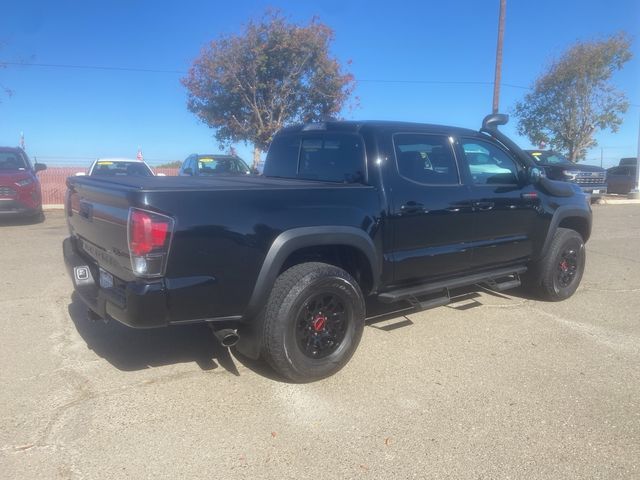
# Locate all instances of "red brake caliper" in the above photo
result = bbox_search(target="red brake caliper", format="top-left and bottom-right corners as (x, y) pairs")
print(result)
(559, 260), (569, 271)
(312, 315), (326, 332)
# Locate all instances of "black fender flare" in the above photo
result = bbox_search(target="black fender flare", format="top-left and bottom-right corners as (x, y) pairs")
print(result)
(244, 226), (380, 319)
(539, 205), (592, 258)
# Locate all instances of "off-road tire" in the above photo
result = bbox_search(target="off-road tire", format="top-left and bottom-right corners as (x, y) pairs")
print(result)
(524, 227), (585, 301)
(261, 262), (365, 383)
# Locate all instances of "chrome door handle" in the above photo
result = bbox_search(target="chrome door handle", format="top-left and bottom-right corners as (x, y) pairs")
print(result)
(400, 202), (426, 214)
(473, 201), (494, 211)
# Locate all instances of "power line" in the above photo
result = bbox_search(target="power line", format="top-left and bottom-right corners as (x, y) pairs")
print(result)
(358, 78), (527, 89)
(3, 60), (529, 89)
(5, 60), (639, 100)
(3, 61), (186, 75)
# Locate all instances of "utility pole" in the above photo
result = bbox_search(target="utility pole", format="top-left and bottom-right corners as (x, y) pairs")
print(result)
(631, 111), (640, 199)
(492, 0), (507, 114)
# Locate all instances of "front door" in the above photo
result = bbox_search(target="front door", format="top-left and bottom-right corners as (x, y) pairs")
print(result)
(458, 137), (538, 269)
(388, 133), (474, 284)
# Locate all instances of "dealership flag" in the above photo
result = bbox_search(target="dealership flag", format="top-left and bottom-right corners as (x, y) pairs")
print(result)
(137, 147), (143, 161)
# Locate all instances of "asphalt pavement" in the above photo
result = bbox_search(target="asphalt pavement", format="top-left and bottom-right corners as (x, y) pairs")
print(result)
(1, 206), (639, 479)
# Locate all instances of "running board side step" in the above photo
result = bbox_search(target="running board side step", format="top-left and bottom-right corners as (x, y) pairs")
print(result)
(377, 266), (527, 304)
(483, 274), (521, 292)
(406, 290), (451, 312)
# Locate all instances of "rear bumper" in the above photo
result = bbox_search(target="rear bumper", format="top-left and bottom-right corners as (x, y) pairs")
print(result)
(63, 236), (170, 328)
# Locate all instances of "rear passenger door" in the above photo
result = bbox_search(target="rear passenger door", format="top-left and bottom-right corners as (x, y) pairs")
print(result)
(388, 133), (474, 284)
(458, 137), (538, 269)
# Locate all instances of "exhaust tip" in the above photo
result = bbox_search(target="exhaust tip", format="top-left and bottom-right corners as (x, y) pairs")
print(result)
(211, 328), (239, 348)
(220, 333), (239, 348)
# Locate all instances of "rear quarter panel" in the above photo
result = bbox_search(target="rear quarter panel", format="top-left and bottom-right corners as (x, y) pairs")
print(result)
(144, 184), (381, 320)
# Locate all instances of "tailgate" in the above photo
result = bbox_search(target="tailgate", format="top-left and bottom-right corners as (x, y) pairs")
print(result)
(66, 178), (136, 281)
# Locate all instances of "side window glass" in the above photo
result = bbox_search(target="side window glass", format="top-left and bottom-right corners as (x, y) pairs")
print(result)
(461, 139), (519, 185)
(393, 134), (459, 185)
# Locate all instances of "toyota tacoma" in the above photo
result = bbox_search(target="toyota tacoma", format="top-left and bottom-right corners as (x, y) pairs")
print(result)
(63, 114), (592, 382)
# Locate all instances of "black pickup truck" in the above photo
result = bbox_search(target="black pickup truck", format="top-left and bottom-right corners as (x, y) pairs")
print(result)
(63, 114), (591, 382)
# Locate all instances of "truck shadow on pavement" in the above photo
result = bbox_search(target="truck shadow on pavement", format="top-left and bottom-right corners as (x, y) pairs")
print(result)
(67, 293), (240, 375)
(68, 285), (526, 381)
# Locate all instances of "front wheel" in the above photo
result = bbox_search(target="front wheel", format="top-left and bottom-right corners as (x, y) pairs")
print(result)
(261, 262), (365, 383)
(524, 227), (586, 301)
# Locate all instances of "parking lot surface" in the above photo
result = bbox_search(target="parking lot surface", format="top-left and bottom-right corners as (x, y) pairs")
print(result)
(1, 206), (639, 479)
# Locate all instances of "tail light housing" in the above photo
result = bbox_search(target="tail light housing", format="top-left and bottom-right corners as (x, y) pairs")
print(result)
(127, 208), (174, 277)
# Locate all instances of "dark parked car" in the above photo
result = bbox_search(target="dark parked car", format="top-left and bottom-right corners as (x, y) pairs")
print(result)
(0, 147), (47, 220)
(63, 114), (591, 382)
(179, 154), (251, 176)
(607, 165), (637, 194)
(525, 150), (607, 198)
(619, 157), (637, 167)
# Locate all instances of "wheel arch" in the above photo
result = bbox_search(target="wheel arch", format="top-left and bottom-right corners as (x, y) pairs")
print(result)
(540, 206), (592, 258)
(245, 226), (379, 319)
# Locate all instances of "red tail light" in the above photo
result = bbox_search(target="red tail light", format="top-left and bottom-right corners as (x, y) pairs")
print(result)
(128, 208), (174, 277)
(130, 209), (170, 255)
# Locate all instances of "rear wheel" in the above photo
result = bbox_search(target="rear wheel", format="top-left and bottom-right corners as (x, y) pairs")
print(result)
(524, 227), (585, 301)
(261, 262), (365, 383)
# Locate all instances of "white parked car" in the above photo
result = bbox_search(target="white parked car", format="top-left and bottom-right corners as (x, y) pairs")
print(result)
(75, 158), (165, 177)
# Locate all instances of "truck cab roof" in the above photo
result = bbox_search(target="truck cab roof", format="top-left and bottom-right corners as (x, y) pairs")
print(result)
(277, 120), (479, 137)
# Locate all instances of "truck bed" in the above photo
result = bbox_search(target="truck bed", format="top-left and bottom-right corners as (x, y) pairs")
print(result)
(69, 174), (369, 192)
(65, 174), (379, 323)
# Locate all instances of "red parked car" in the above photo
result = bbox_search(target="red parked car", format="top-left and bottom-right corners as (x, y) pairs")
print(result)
(0, 147), (47, 220)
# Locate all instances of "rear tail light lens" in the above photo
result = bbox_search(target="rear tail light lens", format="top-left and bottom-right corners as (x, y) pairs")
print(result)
(127, 208), (174, 277)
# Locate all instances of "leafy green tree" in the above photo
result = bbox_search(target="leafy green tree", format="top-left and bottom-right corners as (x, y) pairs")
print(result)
(182, 11), (355, 168)
(514, 33), (632, 161)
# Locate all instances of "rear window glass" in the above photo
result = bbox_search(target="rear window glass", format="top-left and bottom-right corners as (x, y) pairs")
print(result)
(92, 161), (153, 176)
(0, 150), (28, 171)
(263, 135), (300, 178)
(265, 134), (366, 184)
(197, 157), (249, 175)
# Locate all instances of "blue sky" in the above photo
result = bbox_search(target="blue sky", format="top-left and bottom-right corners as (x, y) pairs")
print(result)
(1, 0), (638, 167)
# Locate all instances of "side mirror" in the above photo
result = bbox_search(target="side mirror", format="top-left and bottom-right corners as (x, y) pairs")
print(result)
(528, 166), (544, 184)
(35, 163), (47, 173)
(183, 167), (193, 175)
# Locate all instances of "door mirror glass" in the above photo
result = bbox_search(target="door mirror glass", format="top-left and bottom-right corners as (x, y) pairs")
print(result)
(528, 166), (543, 184)
(34, 163), (47, 173)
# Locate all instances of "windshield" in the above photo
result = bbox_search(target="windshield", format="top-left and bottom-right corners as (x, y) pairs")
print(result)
(0, 150), (29, 171)
(91, 160), (153, 176)
(527, 151), (572, 166)
(197, 156), (250, 175)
